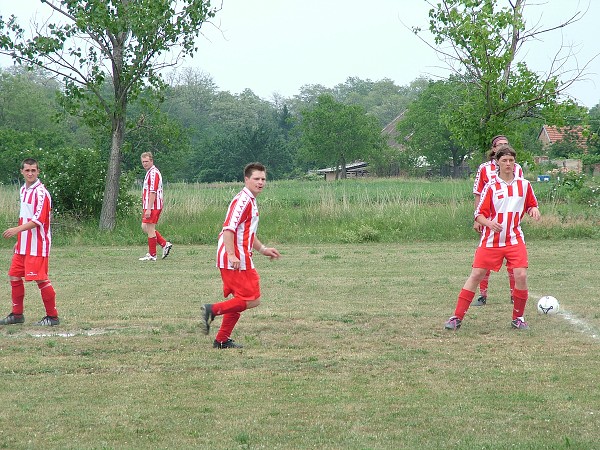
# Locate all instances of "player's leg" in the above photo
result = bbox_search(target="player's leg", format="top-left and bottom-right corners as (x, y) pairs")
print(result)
(1, 255), (26, 325)
(201, 269), (260, 347)
(36, 278), (59, 326)
(473, 270), (491, 306)
(506, 244), (529, 330)
(155, 230), (173, 259)
(446, 247), (502, 330)
(507, 266), (515, 303)
(140, 222), (157, 260)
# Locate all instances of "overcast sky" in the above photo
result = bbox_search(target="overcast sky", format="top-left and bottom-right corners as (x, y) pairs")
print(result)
(3, 0), (599, 108)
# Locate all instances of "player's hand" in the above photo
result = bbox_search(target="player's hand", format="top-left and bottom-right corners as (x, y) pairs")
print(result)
(472, 221), (483, 233)
(263, 247), (281, 260)
(528, 207), (541, 221)
(228, 254), (241, 270)
(2, 227), (18, 239)
(487, 220), (503, 233)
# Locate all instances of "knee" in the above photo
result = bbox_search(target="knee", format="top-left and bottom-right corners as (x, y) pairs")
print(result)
(246, 298), (261, 309)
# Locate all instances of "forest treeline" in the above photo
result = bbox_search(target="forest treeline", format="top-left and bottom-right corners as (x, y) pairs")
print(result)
(1, 65), (600, 190)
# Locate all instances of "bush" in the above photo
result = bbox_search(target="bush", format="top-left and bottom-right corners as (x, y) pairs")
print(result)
(548, 171), (600, 207)
(35, 147), (136, 220)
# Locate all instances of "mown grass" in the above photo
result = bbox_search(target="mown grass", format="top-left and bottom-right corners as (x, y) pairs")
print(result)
(0, 240), (598, 449)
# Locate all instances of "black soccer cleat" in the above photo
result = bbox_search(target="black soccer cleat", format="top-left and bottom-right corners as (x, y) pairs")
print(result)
(213, 339), (243, 349)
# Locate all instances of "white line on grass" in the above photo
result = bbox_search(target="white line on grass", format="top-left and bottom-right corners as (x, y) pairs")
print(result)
(531, 292), (600, 341)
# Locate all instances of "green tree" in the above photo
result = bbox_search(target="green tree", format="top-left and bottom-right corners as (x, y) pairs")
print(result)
(299, 94), (385, 179)
(416, 0), (590, 155)
(396, 79), (471, 177)
(1, 0), (218, 230)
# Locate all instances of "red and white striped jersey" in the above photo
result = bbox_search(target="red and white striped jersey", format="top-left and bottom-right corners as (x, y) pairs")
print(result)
(142, 165), (163, 210)
(216, 187), (259, 270)
(475, 177), (538, 248)
(473, 160), (524, 195)
(15, 180), (52, 257)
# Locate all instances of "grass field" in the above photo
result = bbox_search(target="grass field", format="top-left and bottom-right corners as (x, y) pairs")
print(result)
(0, 240), (598, 449)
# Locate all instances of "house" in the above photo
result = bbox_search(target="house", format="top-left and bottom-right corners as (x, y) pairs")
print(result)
(537, 125), (589, 174)
(381, 111), (406, 149)
(316, 161), (368, 181)
(538, 125), (588, 149)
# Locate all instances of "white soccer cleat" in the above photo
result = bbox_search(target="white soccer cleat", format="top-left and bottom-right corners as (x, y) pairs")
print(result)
(162, 242), (173, 259)
(139, 253), (157, 261)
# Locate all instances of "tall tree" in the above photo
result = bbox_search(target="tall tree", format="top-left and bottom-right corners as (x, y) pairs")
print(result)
(0, 0), (218, 229)
(396, 79), (472, 177)
(299, 94), (384, 179)
(414, 0), (590, 154)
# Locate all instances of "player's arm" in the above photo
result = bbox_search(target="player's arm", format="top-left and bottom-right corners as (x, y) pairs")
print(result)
(144, 191), (157, 218)
(253, 238), (281, 260)
(474, 186), (502, 232)
(2, 220), (37, 239)
(472, 193), (483, 232)
(223, 230), (241, 269)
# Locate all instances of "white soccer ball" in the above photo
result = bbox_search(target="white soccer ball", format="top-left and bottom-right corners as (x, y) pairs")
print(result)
(537, 296), (560, 315)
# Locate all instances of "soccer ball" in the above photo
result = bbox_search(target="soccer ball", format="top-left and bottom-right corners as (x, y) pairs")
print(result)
(537, 296), (560, 315)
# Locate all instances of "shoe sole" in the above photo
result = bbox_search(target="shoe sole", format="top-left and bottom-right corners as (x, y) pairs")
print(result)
(162, 244), (172, 259)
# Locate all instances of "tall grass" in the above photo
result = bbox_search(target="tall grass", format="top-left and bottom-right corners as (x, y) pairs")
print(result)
(0, 177), (598, 249)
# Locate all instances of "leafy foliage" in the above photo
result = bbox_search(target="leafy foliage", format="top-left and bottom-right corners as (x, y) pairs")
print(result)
(0, 0), (219, 230)
(419, 0), (589, 156)
(35, 147), (136, 220)
(299, 94), (385, 178)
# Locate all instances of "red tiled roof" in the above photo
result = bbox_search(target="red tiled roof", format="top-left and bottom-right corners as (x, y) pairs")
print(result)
(539, 125), (587, 147)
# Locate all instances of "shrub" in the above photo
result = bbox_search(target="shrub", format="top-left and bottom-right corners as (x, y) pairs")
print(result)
(35, 147), (136, 220)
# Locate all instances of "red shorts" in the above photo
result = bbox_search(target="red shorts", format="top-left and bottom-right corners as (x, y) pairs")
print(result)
(8, 254), (50, 281)
(142, 209), (162, 224)
(220, 268), (261, 301)
(473, 243), (528, 272)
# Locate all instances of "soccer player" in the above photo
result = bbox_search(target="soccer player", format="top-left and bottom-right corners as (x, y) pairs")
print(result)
(1, 158), (60, 326)
(471, 135), (524, 306)
(139, 152), (173, 261)
(200, 162), (281, 349)
(445, 145), (540, 331)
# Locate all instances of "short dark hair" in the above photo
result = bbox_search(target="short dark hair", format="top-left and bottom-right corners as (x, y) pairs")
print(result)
(244, 162), (266, 178)
(21, 158), (39, 169)
(494, 144), (516, 160)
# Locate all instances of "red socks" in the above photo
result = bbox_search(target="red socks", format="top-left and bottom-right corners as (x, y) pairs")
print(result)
(155, 231), (167, 248)
(147, 236), (157, 257)
(508, 267), (515, 297)
(479, 271), (490, 297)
(212, 297), (248, 343)
(38, 281), (58, 317)
(454, 289), (475, 319)
(215, 312), (241, 343)
(10, 280), (25, 314)
(512, 288), (528, 319)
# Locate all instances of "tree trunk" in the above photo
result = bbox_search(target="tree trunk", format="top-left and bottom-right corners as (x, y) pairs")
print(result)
(99, 116), (125, 230)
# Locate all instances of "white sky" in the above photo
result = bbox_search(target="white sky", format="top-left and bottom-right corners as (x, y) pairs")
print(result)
(2, 0), (600, 108)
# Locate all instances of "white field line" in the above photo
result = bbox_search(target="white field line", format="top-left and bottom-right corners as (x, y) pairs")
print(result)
(26, 329), (110, 338)
(531, 292), (600, 341)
